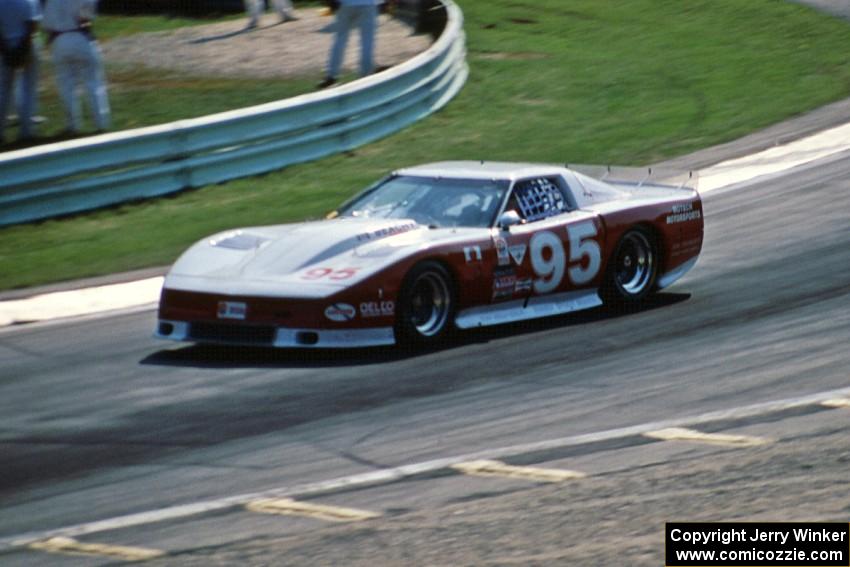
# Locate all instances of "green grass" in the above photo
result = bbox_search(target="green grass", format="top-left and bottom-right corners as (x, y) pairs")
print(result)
(3, 0), (850, 290)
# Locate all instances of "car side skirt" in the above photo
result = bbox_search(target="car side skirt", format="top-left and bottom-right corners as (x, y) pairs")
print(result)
(155, 320), (395, 348)
(455, 289), (603, 329)
(656, 257), (698, 290)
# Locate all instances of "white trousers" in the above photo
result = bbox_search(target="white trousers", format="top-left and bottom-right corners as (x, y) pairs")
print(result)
(328, 4), (378, 79)
(0, 53), (38, 141)
(51, 31), (110, 132)
(244, 0), (294, 26)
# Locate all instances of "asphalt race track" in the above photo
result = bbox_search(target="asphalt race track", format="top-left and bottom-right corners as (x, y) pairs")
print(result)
(1, 150), (849, 565)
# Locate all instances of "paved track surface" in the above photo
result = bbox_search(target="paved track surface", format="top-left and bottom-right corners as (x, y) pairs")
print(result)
(1, 147), (849, 564)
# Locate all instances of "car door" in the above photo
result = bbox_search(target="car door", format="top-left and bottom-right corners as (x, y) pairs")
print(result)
(490, 176), (604, 303)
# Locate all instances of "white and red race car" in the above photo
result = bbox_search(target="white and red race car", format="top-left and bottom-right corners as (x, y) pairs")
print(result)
(155, 161), (703, 348)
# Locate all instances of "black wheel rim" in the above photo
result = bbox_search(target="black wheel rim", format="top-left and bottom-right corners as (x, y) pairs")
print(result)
(408, 271), (451, 337)
(615, 232), (654, 296)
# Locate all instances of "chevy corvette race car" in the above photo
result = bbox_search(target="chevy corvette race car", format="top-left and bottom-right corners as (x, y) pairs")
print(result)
(155, 161), (703, 348)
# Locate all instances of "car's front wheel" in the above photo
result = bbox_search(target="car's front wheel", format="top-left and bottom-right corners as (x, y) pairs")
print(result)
(602, 227), (658, 307)
(395, 261), (455, 347)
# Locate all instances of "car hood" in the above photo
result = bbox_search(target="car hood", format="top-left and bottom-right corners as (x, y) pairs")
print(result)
(164, 218), (475, 298)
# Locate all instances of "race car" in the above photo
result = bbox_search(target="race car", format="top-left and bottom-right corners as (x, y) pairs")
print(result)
(155, 161), (703, 348)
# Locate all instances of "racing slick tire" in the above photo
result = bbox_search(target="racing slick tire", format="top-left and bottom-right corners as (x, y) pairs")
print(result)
(395, 261), (456, 347)
(601, 227), (658, 308)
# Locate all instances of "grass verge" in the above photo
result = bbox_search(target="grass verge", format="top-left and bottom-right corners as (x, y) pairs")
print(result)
(2, 0), (850, 290)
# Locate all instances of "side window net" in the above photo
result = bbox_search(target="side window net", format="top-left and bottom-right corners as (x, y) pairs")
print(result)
(514, 178), (568, 222)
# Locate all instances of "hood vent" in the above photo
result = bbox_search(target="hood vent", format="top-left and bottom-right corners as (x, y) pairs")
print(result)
(210, 231), (270, 251)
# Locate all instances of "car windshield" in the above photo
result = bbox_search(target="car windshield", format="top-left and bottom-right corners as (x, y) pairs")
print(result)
(339, 175), (509, 228)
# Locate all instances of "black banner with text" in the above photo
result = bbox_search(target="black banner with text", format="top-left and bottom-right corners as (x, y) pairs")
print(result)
(666, 522), (849, 566)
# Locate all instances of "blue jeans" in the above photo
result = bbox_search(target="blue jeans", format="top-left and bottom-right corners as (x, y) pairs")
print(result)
(327, 4), (378, 79)
(0, 53), (38, 142)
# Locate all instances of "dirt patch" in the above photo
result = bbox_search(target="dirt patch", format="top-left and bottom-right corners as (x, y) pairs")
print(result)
(101, 8), (432, 80)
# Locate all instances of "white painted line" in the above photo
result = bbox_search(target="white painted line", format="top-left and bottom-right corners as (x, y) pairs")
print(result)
(821, 398), (850, 408)
(452, 459), (585, 482)
(0, 277), (162, 326)
(246, 498), (380, 522)
(643, 427), (769, 447)
(29, 536), (165, 561)
(2, 385), (848, 553)
(699, 122), (850, 192)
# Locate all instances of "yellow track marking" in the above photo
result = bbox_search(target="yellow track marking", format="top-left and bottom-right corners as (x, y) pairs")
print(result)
(28, 537), (164, 561)
(643, 427), (769, 447)
(821, 398), (850, 408)
(245, 498), (380, 522)
(451, 459), (586, 483)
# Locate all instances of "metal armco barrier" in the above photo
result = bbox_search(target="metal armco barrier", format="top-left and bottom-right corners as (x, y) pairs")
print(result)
(0, 0), (467, 227)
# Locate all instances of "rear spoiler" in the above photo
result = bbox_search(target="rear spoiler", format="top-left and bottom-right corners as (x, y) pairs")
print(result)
(566, 164), (699, 192)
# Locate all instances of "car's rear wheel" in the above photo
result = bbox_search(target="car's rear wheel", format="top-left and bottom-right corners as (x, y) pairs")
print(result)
(602, 227), (658, 307)
(395, 261), (455, 347)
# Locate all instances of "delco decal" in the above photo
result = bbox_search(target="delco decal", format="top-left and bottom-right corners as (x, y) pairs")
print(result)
(217, 301), (247, 320)
(324, 303), (356, 322)
(356, 223), (418, 242)
(360, 301), (395, 317)
(667, 203), (701, 224)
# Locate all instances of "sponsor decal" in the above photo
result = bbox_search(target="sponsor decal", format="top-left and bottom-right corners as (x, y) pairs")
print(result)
(492, 266), (516, 301)
(509, 244), (527, 266)
(514, 278), (533, 294)
(463, 245), (483, 263)
(217, 301), (247, 320)
(324, 303), (356, 322)
(356, 223), (418, 242)
(495, 237), (510, 266)
(360, 301), (395, 318)
(666, 203), (702, 224)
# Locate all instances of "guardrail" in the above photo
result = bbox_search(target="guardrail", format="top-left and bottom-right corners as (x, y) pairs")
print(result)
(0, 0), (467, 227)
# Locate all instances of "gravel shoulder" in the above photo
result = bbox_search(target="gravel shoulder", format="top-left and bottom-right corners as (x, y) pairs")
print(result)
(140, 414), (850, 566)
(101, 8), (432, 80)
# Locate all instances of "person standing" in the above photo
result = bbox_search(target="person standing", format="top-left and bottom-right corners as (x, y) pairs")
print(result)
(43, 0), (110, 134)
(0, 0), (41, 143)
(318, 0), (383, 89)
(244, 0), (298, 29)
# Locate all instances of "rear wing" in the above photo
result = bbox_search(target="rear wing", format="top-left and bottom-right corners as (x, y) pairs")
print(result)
(567, 164), (699, 192)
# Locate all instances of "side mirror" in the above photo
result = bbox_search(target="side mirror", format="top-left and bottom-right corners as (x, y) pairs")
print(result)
(498, 209), (522, 231)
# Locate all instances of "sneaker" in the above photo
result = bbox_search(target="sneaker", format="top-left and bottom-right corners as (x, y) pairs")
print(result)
(317, 77), (337, 89)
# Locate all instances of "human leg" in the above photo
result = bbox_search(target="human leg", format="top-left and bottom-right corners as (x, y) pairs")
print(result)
(0, 64), (13, 142)
(244, 0), (262, 27)
(52, 45), (81, 132)
(272, 0), (296, 20)
(357, 4), (378, 76)
(327, 5), (356, 80)
(82, 42), (110, 131)
(17, 53), (38, 139)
